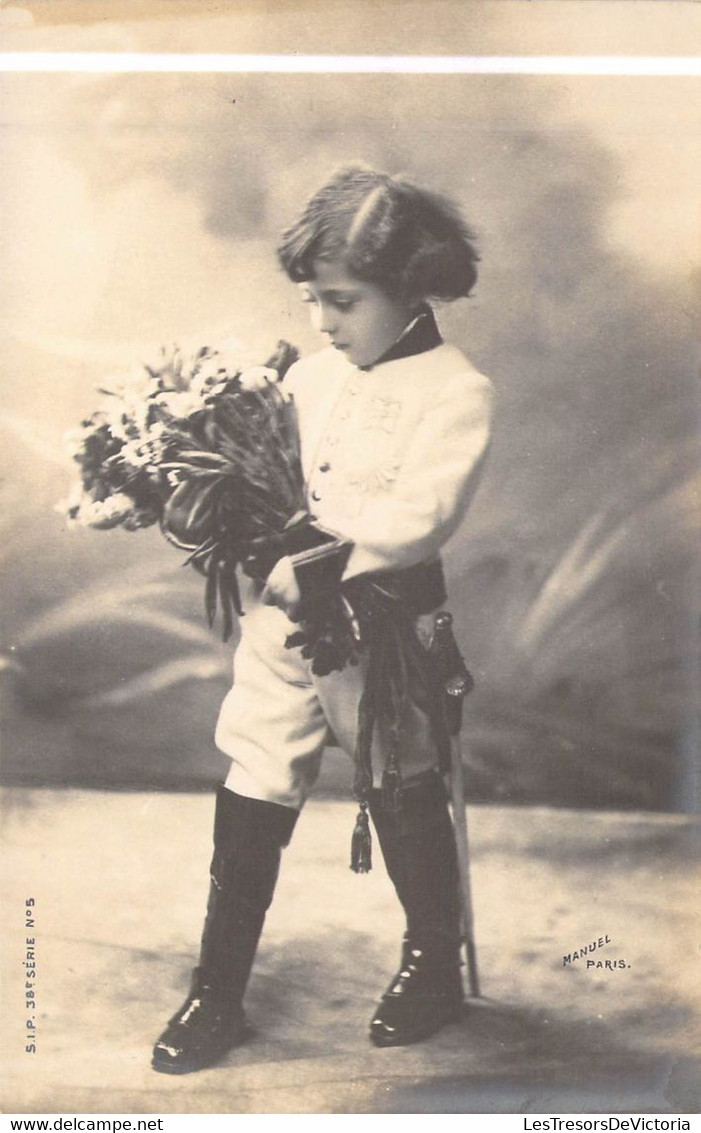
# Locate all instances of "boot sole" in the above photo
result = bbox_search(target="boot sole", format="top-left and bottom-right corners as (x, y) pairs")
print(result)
(369, 1002), (464, 1048)
(151, 1020), (252, 1074)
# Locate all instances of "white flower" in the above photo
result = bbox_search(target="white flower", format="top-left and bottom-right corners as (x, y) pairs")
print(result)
(101, 388), (150, 442)
(239, 366), (278, 391)
(55, 481), (85, 519)
(64, 428), (87, 459)
(121, 421), (169, 471)
(105, 364), (154, 402)
(191, 352), (232, 393)
(63, 491), (136, 530)
(121, 439), (151, 470)
(154, 389), (206, 420)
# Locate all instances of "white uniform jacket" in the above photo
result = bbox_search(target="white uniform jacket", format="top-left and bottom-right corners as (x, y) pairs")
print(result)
(217, 327), (493, 808)
(285, 340), (494, 587)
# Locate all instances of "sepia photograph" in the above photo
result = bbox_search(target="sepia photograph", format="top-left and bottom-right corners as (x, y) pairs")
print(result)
(1, 0), (699, 1118)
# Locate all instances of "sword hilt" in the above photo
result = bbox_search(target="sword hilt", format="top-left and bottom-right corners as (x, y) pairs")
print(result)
(428, 611), (474, 734)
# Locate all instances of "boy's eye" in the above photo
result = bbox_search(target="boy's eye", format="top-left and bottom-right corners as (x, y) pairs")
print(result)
(299, 290), (357, 311)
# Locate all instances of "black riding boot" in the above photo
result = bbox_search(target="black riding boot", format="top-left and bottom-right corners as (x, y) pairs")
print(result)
(152, 785), (298, 1074)
(367, 770), (464, 1047)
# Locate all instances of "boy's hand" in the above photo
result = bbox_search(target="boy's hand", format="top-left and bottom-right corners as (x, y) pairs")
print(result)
(261, 555), (302, 621)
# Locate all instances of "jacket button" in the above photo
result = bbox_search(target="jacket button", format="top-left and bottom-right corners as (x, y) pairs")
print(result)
(319, 462), (331, 473)
(311, 490), (322, 502)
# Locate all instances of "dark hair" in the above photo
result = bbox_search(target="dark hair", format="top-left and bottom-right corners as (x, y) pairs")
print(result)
(277, 164), (479, 302)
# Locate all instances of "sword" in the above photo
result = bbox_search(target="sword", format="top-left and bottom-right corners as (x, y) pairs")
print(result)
(429, 611), (481, 999)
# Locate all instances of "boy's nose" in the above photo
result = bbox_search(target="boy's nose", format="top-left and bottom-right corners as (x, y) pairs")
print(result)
(317, 305), (338, 335)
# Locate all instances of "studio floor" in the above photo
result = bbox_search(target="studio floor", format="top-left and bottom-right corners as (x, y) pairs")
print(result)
(1, 790), (699, 1115)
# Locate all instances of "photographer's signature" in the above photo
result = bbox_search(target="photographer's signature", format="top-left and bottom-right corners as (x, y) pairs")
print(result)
(562, 934), (631, 970)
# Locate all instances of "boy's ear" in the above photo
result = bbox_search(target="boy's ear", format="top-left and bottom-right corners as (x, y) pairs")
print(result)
(404, 284), (428, 311)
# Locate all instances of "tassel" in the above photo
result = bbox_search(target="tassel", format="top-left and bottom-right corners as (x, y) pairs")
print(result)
(350, 801), (372, 874)
(381, 751), (402, 813)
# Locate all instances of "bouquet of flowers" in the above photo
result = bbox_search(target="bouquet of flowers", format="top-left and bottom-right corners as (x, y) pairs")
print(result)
(63, 339), (332, 643)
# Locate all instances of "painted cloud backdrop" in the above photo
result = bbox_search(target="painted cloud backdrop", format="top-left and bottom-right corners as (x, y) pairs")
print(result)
(0, 43), (698, 808)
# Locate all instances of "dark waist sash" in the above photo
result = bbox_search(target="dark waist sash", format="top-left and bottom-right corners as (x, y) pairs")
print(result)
(359, 558), (447, 616)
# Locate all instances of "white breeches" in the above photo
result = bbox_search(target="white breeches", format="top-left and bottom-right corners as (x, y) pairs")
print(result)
(216, 593), (438, 810)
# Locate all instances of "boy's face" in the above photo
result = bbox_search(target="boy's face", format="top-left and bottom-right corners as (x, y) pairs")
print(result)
(299, 260), (414, 369)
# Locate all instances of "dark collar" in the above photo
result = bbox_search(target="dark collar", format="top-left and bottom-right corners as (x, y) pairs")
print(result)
(357, 304), (443, 371)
